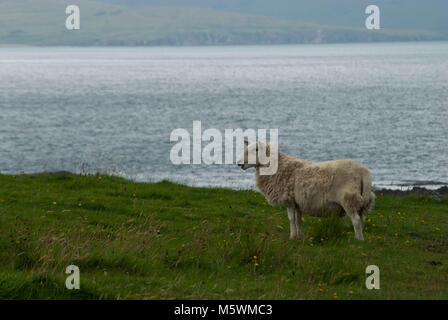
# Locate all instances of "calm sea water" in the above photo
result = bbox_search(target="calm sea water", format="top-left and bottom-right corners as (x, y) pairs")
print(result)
(0, 42), (447, 189)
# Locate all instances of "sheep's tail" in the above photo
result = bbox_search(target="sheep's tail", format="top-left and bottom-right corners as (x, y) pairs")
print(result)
(361, 172), (376, 213)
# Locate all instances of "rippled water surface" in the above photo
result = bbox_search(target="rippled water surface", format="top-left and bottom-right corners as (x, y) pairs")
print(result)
(1, 42), (447, 189)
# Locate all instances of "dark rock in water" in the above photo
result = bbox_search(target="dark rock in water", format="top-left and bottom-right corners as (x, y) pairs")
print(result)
(375, 186), (448, 198)
(438, 186), (448, 196)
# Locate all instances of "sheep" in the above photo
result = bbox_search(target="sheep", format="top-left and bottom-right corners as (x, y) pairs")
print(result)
(236, 141), (375, 240)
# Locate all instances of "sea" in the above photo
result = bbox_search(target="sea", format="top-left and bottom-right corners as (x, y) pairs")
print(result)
(1, 42), (447, 190)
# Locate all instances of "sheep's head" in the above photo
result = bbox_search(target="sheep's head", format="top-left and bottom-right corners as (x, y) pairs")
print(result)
(237, 140), (278, 175)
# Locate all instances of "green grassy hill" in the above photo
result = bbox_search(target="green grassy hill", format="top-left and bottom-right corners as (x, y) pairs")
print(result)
(0, 0), (445, 46)
(0, 173), (447, 299)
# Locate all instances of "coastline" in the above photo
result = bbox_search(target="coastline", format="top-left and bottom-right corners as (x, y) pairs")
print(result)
(374, 186), (448, 199)
(29, 171), (448, 199)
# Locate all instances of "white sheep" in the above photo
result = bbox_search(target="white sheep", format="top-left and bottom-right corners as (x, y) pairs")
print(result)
(237, 141), (375, 240)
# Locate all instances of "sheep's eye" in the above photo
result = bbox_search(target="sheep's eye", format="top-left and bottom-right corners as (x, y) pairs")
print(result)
(256, 148), (258, 152)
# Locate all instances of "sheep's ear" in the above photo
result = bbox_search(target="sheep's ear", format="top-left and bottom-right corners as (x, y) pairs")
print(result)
(244, 140), (249, 146)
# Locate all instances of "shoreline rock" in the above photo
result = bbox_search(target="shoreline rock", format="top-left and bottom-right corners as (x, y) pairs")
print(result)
(374, 186), (448, 199)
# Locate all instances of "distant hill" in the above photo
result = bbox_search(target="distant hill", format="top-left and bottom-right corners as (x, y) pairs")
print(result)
(102, 0), (448, 35)
(0, 0), (446, 46)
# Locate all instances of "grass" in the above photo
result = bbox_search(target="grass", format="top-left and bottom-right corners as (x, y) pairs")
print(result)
(0, 173), (447, 299)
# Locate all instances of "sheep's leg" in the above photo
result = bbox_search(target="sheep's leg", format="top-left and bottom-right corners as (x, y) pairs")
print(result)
(294, 208), (304, 238)
(359, 211), (366, 225)
(287, 207), (298, 239)
(348, 212), (364, 241)
(342, 193), (365, 241)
